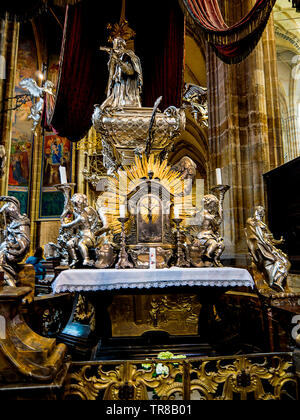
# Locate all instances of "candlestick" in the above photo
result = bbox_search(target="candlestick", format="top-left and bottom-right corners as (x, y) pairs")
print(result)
(173, 218), (190, 268)
(59, 166), (68, 184)
(115, 217), (133, 269)
(216, 168), (222, 185)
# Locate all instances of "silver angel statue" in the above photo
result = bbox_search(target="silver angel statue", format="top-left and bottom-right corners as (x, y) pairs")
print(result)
(0, 196), (30, 286)
(245, 206), (291, 293)
(44, 184), (74, 265)
(61, 193), (102, 268)
(192, 195), (224, 267)
(183, 82), (208, 127)
(100, 36), (143, 109)
(189, 186), (229, 267)
(19, 78), (54, 134)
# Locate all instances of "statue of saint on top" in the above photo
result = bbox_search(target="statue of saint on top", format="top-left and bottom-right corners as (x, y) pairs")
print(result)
(100, 36), (143, 109)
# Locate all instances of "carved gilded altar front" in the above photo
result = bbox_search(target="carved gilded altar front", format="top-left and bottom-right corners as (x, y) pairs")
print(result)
(108, 294), (201, 337)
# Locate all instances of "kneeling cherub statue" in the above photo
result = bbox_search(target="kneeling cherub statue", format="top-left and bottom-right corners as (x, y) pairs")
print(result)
(61, 193), (102, 268)
(188, 191), (227, 267)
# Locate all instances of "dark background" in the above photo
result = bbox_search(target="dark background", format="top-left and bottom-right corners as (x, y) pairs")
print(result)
(264, 156), (300, 273)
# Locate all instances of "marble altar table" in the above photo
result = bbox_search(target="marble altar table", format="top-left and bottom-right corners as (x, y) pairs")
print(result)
(52, 268), (254, 360)
(52, 267), (254, 294)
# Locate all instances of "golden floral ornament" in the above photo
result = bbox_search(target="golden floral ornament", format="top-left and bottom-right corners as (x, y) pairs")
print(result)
(107, 17), (136, 43)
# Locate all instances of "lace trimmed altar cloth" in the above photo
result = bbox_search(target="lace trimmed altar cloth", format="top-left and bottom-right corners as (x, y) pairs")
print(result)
(52, 267), (254, 294)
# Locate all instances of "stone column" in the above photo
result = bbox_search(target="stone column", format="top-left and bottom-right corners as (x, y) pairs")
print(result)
(207, 3), (284, 265)
(0, 17), (19, 196)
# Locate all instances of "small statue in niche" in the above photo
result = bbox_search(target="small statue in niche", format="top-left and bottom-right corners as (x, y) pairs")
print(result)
(0, 196), (30, 286)
(61, 193), (102, 268)
(100, 36), (143, 109)
(245, 206), (291, 293)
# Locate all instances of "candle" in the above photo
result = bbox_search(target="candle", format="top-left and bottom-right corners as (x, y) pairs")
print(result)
(174, 206), (180, 219)
(119, 204), (126, 218)
(59, 166), (68, 184)
(216, 168), (222, 185)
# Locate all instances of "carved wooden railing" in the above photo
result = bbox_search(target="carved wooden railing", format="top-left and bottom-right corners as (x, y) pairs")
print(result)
(63, 353), (298, 401)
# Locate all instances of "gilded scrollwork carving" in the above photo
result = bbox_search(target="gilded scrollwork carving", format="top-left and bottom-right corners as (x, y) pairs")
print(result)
(191, 355), (297, 400)
(73, 294), (96, 333)
(63, 354), (297, 401)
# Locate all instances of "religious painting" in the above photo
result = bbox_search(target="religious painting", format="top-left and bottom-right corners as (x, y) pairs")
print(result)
(39, 132), (73, 219)
(8, 137), (32, 187)
(137, 195), (163, 243)
(9, 31), (37, 188)
(108, 294), (201, 337)
(8, 25), (37, 214)
(42, 133), (71, 187)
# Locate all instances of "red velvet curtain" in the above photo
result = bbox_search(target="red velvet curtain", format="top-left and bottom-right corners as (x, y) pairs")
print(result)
(128, 0), (185, 111)
(47, 0), (184, 141)
(180, 0), (276, 63)
(48, 1), (122, 141)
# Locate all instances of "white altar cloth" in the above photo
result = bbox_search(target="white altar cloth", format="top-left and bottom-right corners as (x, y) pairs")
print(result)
(52, 267), (254, 294)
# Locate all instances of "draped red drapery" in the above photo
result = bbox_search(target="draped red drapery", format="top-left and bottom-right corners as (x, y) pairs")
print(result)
(180, 0), (276, 63)
(128, 0), (184, 112)
(47, 0), (185, 142)
(47, 1), (120, 141)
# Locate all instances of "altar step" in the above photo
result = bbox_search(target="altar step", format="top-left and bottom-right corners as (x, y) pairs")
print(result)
(90, 331), (262, 361)
(92, 334), (213, 361)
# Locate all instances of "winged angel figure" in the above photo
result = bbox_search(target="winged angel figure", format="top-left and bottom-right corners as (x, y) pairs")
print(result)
(19, 78), (54, 134)
(183, 83), (208, 127)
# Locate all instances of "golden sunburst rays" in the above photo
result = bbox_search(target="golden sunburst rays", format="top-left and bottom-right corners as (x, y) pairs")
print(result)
(98, 154), (194, 234)
(124, 154), (183, 195)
